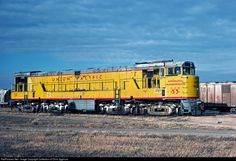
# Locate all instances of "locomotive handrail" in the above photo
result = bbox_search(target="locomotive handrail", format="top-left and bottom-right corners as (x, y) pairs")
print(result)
(135, 59), (174, 64)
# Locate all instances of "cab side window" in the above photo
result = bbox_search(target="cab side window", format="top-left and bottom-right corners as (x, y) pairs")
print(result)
(183, 67), (190, 75)
(175, 67), (181, 75)
(168, 68), (173, 75)
(191, 68), (195, 75)
(160, 68), (164, 76)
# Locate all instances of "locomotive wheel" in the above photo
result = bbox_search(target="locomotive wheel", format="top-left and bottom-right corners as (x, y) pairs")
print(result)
(230, 108), (236, 114)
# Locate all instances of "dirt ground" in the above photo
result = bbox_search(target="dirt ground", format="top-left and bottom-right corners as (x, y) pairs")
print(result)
(0, 107), (236, 157)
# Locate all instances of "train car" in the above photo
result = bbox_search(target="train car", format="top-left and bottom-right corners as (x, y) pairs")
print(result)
(10, 59), (202, 115)
(200, 82), (236, 113)
(0, 89), (11, 108)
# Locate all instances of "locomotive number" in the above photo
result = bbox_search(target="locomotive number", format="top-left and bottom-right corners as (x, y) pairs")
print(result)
(171, 88), (179, 94)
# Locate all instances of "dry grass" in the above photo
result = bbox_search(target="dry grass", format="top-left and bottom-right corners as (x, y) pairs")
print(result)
(0, 131), (236, 157)
(1, 108), (236, 157)
(1, 112), (235, 131)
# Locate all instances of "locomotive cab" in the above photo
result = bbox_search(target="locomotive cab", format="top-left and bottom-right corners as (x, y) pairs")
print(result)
(165, 61), (195, 76)
(180, 61), (199, 98)
(139, 60), (199, 98)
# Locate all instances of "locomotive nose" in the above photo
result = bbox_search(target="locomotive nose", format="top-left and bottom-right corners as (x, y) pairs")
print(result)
(186, 76), (200, 98)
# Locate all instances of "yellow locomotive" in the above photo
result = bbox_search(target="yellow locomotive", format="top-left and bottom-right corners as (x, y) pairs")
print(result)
(11, 59), (202, 115)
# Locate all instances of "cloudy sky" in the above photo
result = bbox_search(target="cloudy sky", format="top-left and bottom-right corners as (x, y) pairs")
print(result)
(1, 0), (236, 88)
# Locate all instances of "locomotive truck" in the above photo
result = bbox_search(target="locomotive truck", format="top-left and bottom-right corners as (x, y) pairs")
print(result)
(10, 59), (203, 115)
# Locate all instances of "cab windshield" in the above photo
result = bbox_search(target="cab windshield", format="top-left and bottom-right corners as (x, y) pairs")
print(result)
(182, 62), (195, 75)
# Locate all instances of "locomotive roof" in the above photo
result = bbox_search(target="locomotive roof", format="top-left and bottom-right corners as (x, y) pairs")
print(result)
(14, 60), (195, 77)
(134, 60), (194, 68)
(200, 81), (236, 84)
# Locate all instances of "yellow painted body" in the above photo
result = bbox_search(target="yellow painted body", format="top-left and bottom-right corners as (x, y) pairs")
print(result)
(11, 68), (199, 101)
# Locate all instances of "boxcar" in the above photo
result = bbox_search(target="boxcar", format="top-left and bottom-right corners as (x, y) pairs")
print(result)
(200, 82), (236, 112)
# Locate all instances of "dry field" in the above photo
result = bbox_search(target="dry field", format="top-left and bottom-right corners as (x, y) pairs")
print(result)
(0, 107), (236, 157)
